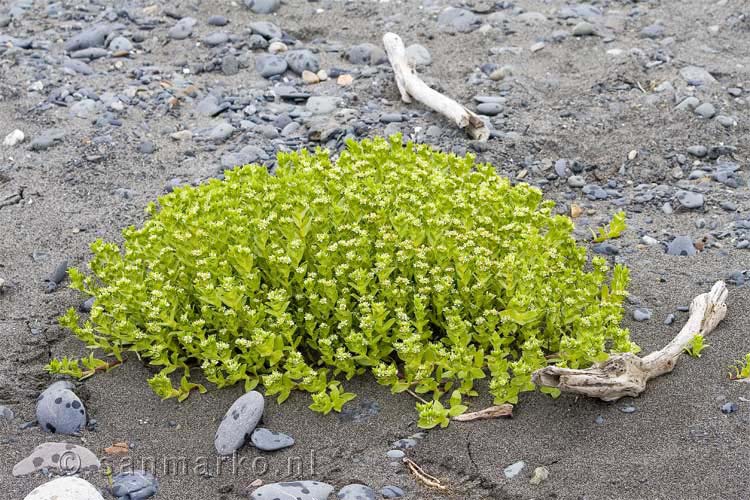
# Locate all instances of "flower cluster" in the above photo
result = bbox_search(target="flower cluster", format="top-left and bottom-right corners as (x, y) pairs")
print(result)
(52, 135), (636, 426)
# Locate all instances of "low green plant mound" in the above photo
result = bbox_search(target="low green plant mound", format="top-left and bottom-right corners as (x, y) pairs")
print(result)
(54, 135), (637, 427)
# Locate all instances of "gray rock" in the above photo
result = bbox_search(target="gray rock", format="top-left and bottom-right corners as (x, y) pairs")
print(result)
(111, 470), (158, 500)
(675, 97), (700, 112)
(676, 190), (704, 209)
(716, 115), (735, 128)
(380, 113), (404, 123)
(338, 484), (376, 500)
(380, 486), (405, 498)
(250, 481), (333, 500)
(36, 385), (86, 435)
(285, 49), (320, 75)
(694, 102), (716, 119)
(504, 461), (526, 479)
(438, 7), (480, 33)
(249, 34), (269, 49)
(632, 308), (652, 322)
(572, 21), (595, 36)
(386, 449), (405, 459)
(250, 428), (295, 451)
(64, 24), (113, 51)
(70, 99), (98, 119)
(567, 175), (585, 188)
(592, 242), (618, 256)
(405, 44), (431, 66)
(256, 55), (287, 78)
(244, 0), (280, 14)
(721, 402), (737, 414)
(208, 122), (235, 143)
(621, 406), (636, 413)
(71, 47), (108, 60)
(13, 442), (100, 476)
(34, 125), (67, 155)
(0, 405), (14, 420)
(392, 438), (417, 449)
(664, 313), (675, 325)
(22, 477), (104, 500)
(168, 17), (197, 40)
(81, 297), (95, 312)
(680, 66), (716, 86)
(208, 15), (228, 26)
(195, 95), (223, 116)
(63, 59), (94, 75)
(306, 96), (339, 115)
(250, 21), (282, 40)
(109, 36), (132, 52)
(221, 145), (267, 168)
(214, 391), (264, 455)
(202, 32), (228, 47)
(686, 145), (707, 157)
(517, 12), (548, 25)
(666, 236), (697, 256)
(346, 43), (387, 65)
(222, 55), (239, 76)
(477, 102), (503, 116)
(640, 24), (665, 38)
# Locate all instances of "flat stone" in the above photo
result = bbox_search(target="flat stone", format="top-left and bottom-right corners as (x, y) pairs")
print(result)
(221, 145), (267, 168)
(256, 54), (287, 78)
(338, 484), (376, 500)
(214, 391), (264, 455)
(438, 7), (480, 33)
(69, 99), (98, 119)
(306, 96), (339, 115)
(244, 0), (280, 14)
(694, 102), (716, 119)
(285, 49), (320, 75)
(168, 17), (196, 40)
(405, 44), (431, 66)
(632, 308), (652, 322)
(208, 15), (228, 26)
(477, 102), (503, 116)
(208, 122), (235, 143)
(680, 66), (716, 86)
(13, 442), (100, 476)
(666, 236), (697, 256)
(676, 190), (704, 209)
(250, 481), (333, 500)
(23, 477), (103, 500)
(250, 428), (295, 451)
(686, 145), (707, 157)
(36, 384), (86, 435)
(202, 32), (228, 46)
(250, 21), (282, 40)
(64, 24), (113, 51)
(572, 21), (595, 36)
(380, 486), (405, 498)
(675, 96), (700, 112)
(111, 470), (159, 499)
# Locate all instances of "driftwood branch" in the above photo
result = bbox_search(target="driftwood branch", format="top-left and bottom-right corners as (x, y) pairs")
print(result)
(382, 32), (490, 141)
(452, 404), (513, 421)
(532, 281), (728, 401)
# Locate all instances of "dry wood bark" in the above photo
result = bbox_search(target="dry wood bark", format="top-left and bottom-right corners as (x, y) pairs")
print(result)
(532, 281), (728, 401)
(382, 32), (490, 141)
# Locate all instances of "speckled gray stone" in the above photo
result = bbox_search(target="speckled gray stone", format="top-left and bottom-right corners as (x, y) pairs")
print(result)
(285, 49), (320, 75)
(214, 391), (264, 455)
(250, 21), (282, 40)
(250, 481), (333, 500)
(632, 308), (652, 322)
(676, 190), (704, 209)
(111, 470), (158, 500)
(13, 442), (100, 476)
(437, 7), (480, 33)
(244, 0), (280, 14)
(256, 55), (287, 78)
(36, 383), (86, 435)
(338, 483), (376, 500)
(250, 428), (295, 451)
(666, 236), (697, 256)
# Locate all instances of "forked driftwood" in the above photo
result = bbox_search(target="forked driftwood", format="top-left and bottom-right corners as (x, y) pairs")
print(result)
(382, 32), (490, 141)
(533, 281), (728, 401)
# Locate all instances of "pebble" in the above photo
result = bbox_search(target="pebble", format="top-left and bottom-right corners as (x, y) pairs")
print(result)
(250, 21), (282, 40)
(632, 308), (652, 322)
(392, 438), (418, 449)
(3, 129), (25, 146)
(64, 24), (113, 52)
(380, 486), (405, 498)
(23, 477), (103, 500)
(490, 65), (513, 80)
(676, 190), (704, 209)
(36, 382), (86, 435)
(592, 242), (618, 256)
(222, 55), (239, 76)
(111, 470), (159, 500)
(338, 484), (376, 500)
(686, 145), (707, 157)
(268, 41), (288, 54)
(108, 36), (132, 52)
(286, 49), (320, 75)
(567, 175), (585, 188)
(641, 235), (659, 246)
(208, 122), (235, 143)
(666, 236), (697, 257)
(721, 402), (738, 414)
(202, 32), (229, 47)
(250, 481), (333, 500)
(664, 313), (675, 325)
(302, 70), (320, 84)
(595, 415), (605, 425)
(221, 145), (267, 168)
(170, 130), (192, 141)
(13, 442), (100, 476)
(716, 115), (735, 128)
(69, 99), (98, 119)
(244, 0), (281, 14)
(306, 96), (339, 115)
(208, 15), (228, 26)
(680, 66), (716, 86)
(168, 17), (197, 40)
(620, 406), (637, 413)
(504, 461), (526, 479)
(346, 43), (387, 65)
(675, 97), (700, 112)
(405, 44), (431, 66)
(529, 466), (549, 485)
(438, 7), (480, 33)
(641, 24), (665, 39)
(573, 22), (595, 36)
(386, 449), (405, 459)
(477, 102), (503, 116)
(256, 55), (288, 78)
(380, 113), (404, 123)
(214, 390), (264, 455)
(0, 405), (14, 420)
(694, 102), (716, 119)
(250, 428), (295, 451)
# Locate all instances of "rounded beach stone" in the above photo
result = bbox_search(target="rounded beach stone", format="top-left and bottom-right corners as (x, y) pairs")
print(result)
(24, 477), (103, 500)
(214, 390), (264, 455)
(36, 384), (86, 435)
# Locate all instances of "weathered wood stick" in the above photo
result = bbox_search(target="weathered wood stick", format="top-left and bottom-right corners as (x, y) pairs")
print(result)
(532, 281), (728, 401)
(382, 32), (490, 141)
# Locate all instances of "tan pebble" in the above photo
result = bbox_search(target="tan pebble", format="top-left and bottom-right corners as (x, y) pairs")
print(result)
(337, 74), (353, 86)
(628, 150), (637, 160)
(302, 70), (320, 84)
(570, 204), (583, 218)
(268, 41), (287, 54)
(316, 69), (328, 81)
